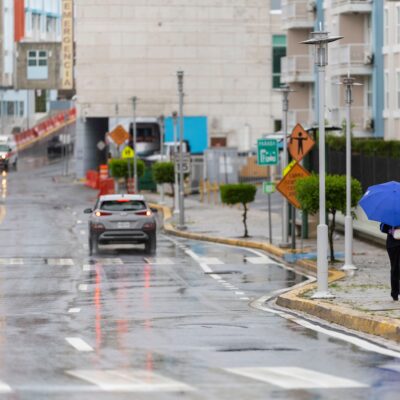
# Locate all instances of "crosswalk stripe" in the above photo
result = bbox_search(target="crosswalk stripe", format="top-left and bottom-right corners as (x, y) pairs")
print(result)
(226, 367), (368, 389)
(380, 363), (400, 373)
(65, 369), (194, 392)
(47, 258), (74, 266)
(0, 258), (23, 265)
(96, 258), (123, 265)
(246, 257), (276, 265)
(0, 381), (12, 393)
(143, 258), (174, 265)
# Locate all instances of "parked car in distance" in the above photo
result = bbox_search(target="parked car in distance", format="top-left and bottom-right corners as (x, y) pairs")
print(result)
(84, 194), (157, 255)
(0, 140), (18, 172)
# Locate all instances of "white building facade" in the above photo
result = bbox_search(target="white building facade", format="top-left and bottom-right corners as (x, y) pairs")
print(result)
(75, 0), (285, 176)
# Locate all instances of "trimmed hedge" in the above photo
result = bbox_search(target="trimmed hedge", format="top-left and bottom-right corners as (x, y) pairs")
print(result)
(326, 135), (400, 158)
(152, 162), (175, 184)
(108, 158), (145, 179)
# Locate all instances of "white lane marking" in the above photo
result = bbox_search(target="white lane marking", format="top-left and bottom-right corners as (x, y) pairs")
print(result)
(226, 367), (367, 389)
(66, 338), (93, 352)
(78, 284), (88, 292)
(80, 230), (86, 235)
(252, 295), (400, 359)
(235, 292), (245, 295)
(379, 363), (400, 373)
(0, 258), (23, 265)
(47, 258), (74, 266)
(97, 258), (123, 265)
(68, 308), (81, 314)
(77, 220), (83, 224)
(240, 297), (250, 300)
(184, 249), (213, 273)
(209, 274), (222, 280)
(198, 257), (224, 265)
(143, 258), (174, 265)
(83, 264), (92, 271)
(0, 381), (12, 393)
(246, 256), (277, 265)
(66, 369), (194, 392)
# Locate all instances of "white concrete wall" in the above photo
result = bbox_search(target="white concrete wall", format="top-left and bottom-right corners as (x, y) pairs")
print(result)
(75, 0), (280, 150)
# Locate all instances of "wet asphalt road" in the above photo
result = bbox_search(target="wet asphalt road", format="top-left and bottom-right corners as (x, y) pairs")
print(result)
(0, 150), (399, 399)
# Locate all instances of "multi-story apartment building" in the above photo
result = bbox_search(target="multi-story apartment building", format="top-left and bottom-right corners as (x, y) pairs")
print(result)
(281, 0), (383, 138)
(0, 0), (62, 136)
(383, 0), (400, 139)
(74, 0), (285, 177)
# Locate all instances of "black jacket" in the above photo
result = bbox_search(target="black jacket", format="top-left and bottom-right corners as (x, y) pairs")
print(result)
(380, 223), (400, 248)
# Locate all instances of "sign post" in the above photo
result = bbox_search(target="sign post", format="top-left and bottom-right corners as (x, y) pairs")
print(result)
(257, 139), (278, 243)
(122, 146), (135, 193)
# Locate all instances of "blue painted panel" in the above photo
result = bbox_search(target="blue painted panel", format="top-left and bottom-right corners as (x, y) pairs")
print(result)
(164, 116), (208, 154)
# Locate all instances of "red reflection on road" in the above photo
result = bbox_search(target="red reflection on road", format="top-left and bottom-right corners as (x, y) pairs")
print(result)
(94, 263), (102, 352)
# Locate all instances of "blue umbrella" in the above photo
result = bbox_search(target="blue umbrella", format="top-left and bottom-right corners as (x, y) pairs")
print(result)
(359, 181), (400, 226)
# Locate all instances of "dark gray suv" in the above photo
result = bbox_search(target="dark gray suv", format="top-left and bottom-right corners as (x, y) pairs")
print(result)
(84, 194), (157, 255)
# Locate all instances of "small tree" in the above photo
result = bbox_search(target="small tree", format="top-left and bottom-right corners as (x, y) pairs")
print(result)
(295, 174), (362, 262)
(108, 158), (145, 180)
(220, 183), (257, 238)
(152, 162), (175, 196)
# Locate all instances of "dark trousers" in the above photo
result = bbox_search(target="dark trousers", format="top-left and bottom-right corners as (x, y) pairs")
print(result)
(387, 246), (400, 296)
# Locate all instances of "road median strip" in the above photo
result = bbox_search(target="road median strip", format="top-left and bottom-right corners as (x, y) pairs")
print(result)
(150, 202), (400, 343)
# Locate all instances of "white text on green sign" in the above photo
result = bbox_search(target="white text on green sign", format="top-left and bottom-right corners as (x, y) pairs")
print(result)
(257, 139), (278, 166)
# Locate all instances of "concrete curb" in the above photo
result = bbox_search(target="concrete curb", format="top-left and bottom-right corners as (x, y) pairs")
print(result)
(150, 202), (400, 343)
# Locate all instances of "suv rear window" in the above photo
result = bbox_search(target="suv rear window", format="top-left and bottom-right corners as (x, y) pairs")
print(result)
(100, 200), (146, 212)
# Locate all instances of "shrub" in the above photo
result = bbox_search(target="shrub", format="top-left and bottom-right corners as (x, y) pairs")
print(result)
(152, 161), (175, 196)
(220, 183), (257, 238)
(295, 174), (362, 262)
(108, 158), (145, 179)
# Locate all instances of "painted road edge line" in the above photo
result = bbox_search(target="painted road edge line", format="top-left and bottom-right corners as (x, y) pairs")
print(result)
(66, 337), (94, 352)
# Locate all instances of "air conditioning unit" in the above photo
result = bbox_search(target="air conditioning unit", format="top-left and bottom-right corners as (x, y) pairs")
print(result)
(307, 0), (317, 12)
(364, 52), (374, 65)
(364, 118), (374, 130)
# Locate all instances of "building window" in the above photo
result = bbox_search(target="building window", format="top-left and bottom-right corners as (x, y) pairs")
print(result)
(7, 102), (14, 117)
(27, 50), (49, 80)
(272, 35), (286, 89)
(384, 8), (389, 46)
(19, 102), (24, 117)
(271, 0), (281, 13)
(397, 71), (400, 109)
(366, 77), (372, 108)
(385, 71), (389, 109)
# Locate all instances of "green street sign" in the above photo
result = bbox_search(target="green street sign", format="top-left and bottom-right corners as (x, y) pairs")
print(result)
(263, 181), (275, 194)
(257, 139), (278, 166)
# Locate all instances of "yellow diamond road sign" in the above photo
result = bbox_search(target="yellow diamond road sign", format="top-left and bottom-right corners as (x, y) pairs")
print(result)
(122, 146), (134, 159)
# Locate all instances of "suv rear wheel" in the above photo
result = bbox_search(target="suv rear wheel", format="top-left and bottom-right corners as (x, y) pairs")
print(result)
(145, 232), (156, 255)
(89, 236), (99, 256)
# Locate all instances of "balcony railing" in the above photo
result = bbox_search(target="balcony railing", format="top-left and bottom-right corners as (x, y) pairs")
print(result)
(282, 0), (315, 29)
(331, 106), (373, 132)
(330, 44), (373, 76)
(281, 55), (313, 83)
(331, 0), (372, 14)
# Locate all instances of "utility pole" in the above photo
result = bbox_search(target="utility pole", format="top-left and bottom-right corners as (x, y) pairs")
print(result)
(177, 71), (185, 229)
(172, 111), (179, 214)
(158, 115), (165, 204)
(131, 97), (138, 193)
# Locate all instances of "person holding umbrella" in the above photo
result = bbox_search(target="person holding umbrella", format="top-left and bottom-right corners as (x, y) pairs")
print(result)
(359, 181), (400, 301)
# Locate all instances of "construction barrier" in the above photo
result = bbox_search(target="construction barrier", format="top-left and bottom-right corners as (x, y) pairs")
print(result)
(98, 178), (115, 196)
(85, 170), (99, 189)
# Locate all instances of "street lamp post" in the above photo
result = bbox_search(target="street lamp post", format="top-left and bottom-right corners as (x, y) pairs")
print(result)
(158, 115), (165, 204)
(341, 76), (362, 271)
(131, 96), (138, 193)
(172, 111), (179, 214)
(275, 84), (294, 248)
(177, 71), (185, 229)
(301, 29), (342, 299)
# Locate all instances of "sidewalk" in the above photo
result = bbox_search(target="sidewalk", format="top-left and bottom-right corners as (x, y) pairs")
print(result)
(147, 192), (400, 343)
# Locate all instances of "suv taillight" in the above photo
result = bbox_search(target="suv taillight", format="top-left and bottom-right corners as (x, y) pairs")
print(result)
(136, 210), (152, 216)
(94, 211), (112, 217)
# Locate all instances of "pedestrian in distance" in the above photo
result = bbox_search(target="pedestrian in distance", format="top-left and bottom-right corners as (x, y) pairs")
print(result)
(380, 223), (400, 301)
